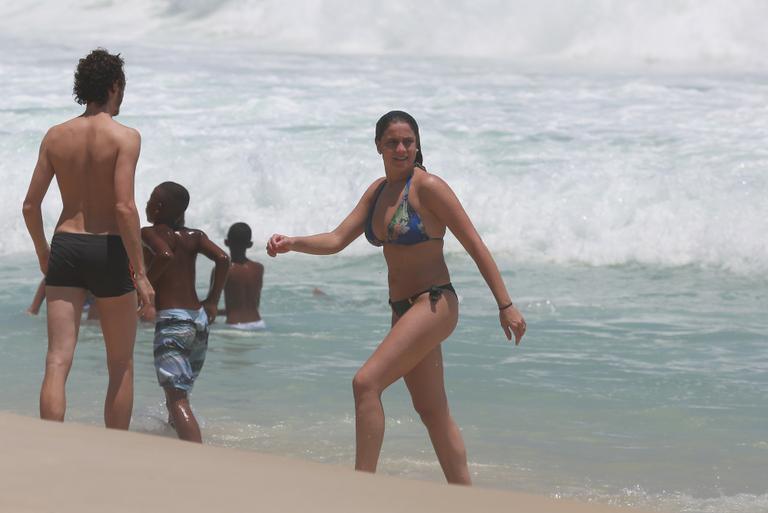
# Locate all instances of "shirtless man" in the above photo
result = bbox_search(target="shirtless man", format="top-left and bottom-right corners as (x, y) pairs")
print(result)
(218, 222), (265, 330)
(22, 48), (154, 429)
(142, 182), (229, 442)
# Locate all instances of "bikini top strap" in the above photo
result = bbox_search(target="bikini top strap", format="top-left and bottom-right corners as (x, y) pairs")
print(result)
(365, 179), (388, 235)
(402, 174), (413, 202)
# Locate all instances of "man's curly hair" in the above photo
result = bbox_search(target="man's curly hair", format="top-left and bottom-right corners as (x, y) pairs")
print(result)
(73, 48), (125, 105)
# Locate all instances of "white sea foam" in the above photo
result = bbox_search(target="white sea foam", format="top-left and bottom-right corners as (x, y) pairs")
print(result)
(1, 0), (767, 71)
(2, 2), (767, 273)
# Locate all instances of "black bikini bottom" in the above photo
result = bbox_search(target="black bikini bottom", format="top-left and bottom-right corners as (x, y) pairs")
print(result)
(389, 283), (456, 318)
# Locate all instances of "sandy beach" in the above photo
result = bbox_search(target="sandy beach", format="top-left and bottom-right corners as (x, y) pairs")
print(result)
(0, 413), (651, 513)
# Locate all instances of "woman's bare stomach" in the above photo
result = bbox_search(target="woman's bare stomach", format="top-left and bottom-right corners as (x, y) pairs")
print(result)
(384, 244), (451, 301)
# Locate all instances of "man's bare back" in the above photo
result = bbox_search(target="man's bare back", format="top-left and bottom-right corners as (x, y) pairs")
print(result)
(47, 114), (139, 235)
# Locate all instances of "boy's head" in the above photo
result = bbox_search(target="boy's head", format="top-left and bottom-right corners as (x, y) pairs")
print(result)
(73, 48), (126, 113)
(225, 222), (253, 250)
(146, 182), (190, 229)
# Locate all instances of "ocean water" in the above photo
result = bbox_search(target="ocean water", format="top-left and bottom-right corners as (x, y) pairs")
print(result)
(1, 2), (767, 512)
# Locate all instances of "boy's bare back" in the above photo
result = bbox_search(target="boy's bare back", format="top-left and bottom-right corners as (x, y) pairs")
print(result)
(142, 226), (209, 311)
(223, 259), (264, 324)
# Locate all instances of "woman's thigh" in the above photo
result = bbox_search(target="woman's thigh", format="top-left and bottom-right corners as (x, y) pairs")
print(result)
(358, 292), (458, 390)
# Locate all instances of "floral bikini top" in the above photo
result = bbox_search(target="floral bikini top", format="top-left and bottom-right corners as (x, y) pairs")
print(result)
(364, 174), (443, 247)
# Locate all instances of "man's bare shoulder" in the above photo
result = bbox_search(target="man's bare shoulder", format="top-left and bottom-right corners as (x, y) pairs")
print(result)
(46, 117), (140, 144)
(107, 120), (140, 148)
(112, 119), (140, 138)
(43, 119), (78, 142)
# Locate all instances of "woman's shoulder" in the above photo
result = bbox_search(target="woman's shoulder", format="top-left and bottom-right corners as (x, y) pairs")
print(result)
(364, 176), (387, 193)
(413, 167), (449, 193)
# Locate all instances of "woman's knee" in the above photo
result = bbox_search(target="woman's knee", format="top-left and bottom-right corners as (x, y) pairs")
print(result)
(352, 369), (381, 402)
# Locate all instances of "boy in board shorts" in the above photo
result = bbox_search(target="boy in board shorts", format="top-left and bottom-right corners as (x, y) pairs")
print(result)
(142, 182), (229, 442)
(217, 222), (266, 330)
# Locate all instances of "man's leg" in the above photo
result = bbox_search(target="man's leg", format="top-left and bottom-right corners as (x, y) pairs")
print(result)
(95, 291), (137, 429)
(41, 286), (87, 421)
(164, 387), (202, 443)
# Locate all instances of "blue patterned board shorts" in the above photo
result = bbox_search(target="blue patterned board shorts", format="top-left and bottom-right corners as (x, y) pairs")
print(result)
(153, 308), (209, 392)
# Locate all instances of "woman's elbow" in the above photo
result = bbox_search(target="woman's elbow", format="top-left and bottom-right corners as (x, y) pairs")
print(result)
(329, 232), (353, 254)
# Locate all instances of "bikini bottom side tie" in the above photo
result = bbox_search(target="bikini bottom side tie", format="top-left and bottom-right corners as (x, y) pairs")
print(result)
(388, 283), (456, 318)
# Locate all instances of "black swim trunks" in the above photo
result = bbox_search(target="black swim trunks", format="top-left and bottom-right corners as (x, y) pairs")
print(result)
(45, 232), (135, 298)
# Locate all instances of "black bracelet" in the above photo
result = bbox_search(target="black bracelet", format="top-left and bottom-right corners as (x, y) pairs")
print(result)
(498, 301), (514, 311)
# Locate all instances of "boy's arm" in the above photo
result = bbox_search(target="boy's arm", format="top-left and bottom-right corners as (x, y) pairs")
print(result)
(254, 263), (264, 311)
(141, 227), (175, 285)
(198, 233), (230, 322)
(210, 267), (226, 315)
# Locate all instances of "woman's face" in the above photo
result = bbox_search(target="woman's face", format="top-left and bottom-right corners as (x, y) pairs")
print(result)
(377, 121), (417, 173)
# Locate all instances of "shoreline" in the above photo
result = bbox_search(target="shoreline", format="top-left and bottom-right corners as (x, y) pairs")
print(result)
(0, 412), (650, 513)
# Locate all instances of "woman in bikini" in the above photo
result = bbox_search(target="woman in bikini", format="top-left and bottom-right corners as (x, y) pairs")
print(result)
(266, 111), (526, 484)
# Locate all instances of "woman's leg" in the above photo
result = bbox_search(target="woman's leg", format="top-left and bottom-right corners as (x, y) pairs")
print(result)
(41, 286), (87, 421)
(95, 291), (137, 429)
(352, 292), (458, 473)
(404, 345), (471, 484)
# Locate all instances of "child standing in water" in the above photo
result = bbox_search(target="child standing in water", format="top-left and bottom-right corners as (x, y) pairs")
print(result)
(218, 222), (266, 330)
(142, 182), (229, 442)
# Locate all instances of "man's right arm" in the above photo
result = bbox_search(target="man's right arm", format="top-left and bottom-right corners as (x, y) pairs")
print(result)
(114, 128), (154, 312)
(22, 130), (56, 275)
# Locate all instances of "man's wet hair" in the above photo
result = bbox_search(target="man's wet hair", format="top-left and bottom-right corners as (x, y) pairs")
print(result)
(73, 48), (125, 106)
(227, 222), (252, 246)
(157, 181), (190, 219)
(375, 110), (424, 166)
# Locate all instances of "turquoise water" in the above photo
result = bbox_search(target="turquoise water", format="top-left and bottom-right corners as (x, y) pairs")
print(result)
(2, 253), (766, 512)
(2, 2), (768, 511)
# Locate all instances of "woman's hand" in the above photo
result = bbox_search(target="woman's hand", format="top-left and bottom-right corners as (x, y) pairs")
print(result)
(266, 234), (293, 257)
(500, 304), (526, 345)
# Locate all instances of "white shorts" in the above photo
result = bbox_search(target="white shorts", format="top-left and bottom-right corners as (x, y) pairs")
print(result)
(228, 319), (267, 331)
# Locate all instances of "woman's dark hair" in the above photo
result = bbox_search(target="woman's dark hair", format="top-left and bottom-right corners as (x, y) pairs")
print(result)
(375, 110), (424, 166)
(73, 48), (125, 105)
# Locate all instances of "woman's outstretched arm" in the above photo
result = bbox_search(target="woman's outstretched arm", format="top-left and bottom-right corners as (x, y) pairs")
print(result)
(420, 173), (526, 344)
(267, 178), (385, 257)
